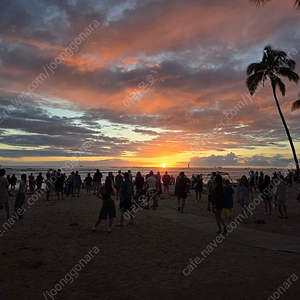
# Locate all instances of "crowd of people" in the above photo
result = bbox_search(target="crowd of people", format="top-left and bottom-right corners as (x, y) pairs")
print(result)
(0, 167), (296, 234)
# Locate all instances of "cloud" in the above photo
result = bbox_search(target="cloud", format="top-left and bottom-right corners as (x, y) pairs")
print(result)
(1, 0), (300, 166)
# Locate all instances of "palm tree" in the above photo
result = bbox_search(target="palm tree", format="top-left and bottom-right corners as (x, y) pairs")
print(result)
(246, 45), (300, 173)
(249, 0), (300, 10)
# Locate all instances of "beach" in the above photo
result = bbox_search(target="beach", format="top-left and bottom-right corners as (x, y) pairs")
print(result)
(1, 181), (300, 300)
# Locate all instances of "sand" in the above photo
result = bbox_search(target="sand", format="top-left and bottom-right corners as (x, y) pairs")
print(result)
(1, 183), (300, 300)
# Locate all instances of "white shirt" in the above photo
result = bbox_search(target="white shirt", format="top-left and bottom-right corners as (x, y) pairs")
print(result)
(147, 176), (157, 189)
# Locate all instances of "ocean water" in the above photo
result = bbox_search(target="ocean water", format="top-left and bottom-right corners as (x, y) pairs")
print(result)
(2, 165), (282, 185)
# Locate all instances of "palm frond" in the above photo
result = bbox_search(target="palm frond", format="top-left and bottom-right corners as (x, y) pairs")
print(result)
(277, 68), (299, 83)
(246, 72), (265, 95)
(273, 76), (286, 96)
(286, 58), (296, 70)
(249, 0), (271, 7)
(291, 99), (300, 111)
(246, 62), (266, 75)
(250, 0), (300, 10)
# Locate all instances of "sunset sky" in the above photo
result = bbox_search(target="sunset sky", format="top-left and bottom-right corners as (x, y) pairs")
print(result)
(1, 0), (300, 168)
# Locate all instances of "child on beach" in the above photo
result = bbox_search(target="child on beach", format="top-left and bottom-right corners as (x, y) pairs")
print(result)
(92, 177), (116, 233)
(14, 174), (28, 219)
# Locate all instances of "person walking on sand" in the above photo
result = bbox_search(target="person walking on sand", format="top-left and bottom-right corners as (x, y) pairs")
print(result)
(92, 177), (116, 233)
(237, 175), (253, 223)
(212, 174), (227, 234)
(175, 171), (191, 213)
(277, 175), (288, 219)
(14, 174), (28, 219)
(0, 169), (10, 219)
(117, 172), (134, 225)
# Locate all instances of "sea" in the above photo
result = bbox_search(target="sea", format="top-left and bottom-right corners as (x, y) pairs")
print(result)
(1, 165), (283, 186)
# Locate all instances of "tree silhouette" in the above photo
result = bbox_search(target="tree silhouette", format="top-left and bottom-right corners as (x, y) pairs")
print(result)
(246, 45), (300, 173)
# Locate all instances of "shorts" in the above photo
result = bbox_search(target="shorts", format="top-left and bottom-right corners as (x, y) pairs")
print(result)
(177, 191), (187, 199)
(99, 200), (116, 220)
(119, 198), (132, 212)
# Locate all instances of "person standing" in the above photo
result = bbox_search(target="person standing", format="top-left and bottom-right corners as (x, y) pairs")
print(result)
(92, 177), (116, 233)
(44, 172), (53, 201)
(84, 173), (93, 195)
(55, 170), (65, 200)
(156, 172), (162, 195)
(146, 171), (158, 209)
(0, 169), (10, 219)
(73, 171), (82, 197)
(207, 173), (216, 211)
(212, 175), (227, 234)
(162, 171), (171, 194)
(36, 172), (44, 190)
(277, 175), (288, 219)
(237, 175), (253, 223)
(194, 174), (203, 203)
(115, 171), (124, 200)
(14, 174), (28, 219)
(263, 175), (272, 215)
(93, 169), (102, 195)
(66, 172), (74, 197)
(29, 173), (35, 193)
(127, 170), (133, 181)
(118, 172), (134, 225)
(223, 179), (234, 219)
(10, 174), (17, 194)
(134, 171), (144, 196)
(175, 172), (191, 213)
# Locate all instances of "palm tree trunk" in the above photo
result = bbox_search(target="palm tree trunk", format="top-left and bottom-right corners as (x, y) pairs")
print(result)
(271, 82), (300, 177)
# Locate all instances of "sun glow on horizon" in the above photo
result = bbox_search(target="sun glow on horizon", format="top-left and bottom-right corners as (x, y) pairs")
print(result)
(162, 163), (166, 168)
